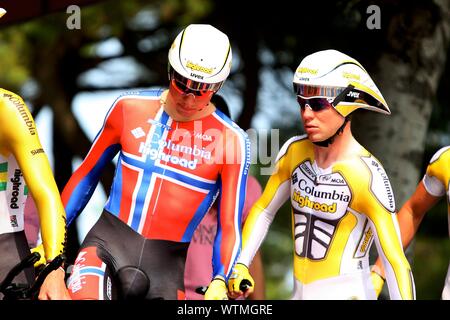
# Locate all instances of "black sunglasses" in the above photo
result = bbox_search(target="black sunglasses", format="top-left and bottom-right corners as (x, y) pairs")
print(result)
(297, 96), (333, 112)
(171, 79), (213, 97)
(296, 85), (355, 112)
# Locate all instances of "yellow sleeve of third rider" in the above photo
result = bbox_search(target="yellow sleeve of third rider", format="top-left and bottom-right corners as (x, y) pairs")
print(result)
(424, 146), (450, 197)
(0, 90), (66, 261)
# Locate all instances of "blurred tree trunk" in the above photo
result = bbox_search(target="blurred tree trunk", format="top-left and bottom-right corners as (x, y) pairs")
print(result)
(352, 0), (450, 298)
(353, 0), (450, 209)
(211, 1), (261, 131)
(234, 28), (260, 131)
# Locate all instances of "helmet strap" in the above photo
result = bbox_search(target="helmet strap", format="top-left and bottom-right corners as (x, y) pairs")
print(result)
(312, 117), (349, 148)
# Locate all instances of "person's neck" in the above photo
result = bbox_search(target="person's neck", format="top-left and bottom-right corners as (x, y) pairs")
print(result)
(313, 123), (356, 169)
(161, 89), (215, 122)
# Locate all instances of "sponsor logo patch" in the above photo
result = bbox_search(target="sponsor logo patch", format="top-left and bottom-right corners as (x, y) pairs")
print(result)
(10, 169), (22, 209)
(4, 93), (36, 135)
(10, 215), (18, 228)
(31, 148), (45, 156)
(131, 127), (146, 139)
(186, 61), (213, 74)
(296, 67), (318, 75)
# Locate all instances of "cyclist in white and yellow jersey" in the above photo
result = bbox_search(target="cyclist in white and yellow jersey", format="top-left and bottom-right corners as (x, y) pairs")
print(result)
(228, 49), (415, 300)
(372, 146), (450, 299)
(0, 16), (69, 299)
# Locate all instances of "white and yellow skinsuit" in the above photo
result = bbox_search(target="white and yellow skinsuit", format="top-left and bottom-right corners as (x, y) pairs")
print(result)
(422, 146), (450, 299)
(0, 88), (66, 263)
(231, 49), (415, 300)
(238, 136), (415, 299)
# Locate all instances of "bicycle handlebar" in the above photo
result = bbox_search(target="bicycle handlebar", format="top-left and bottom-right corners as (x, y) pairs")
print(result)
(29, 254), (65, 295)
(0, 252), (65, 300)
(195, 279), (253, 297)
(0, 252), (41, 293)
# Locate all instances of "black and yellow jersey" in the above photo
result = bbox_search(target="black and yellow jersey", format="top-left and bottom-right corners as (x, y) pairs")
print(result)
(421, 146), (450, 299)
(0, 88), (66, 262)
(239, 135), (415, 299)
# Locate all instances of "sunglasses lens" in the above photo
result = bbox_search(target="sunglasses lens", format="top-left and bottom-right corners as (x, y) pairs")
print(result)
(297, 96), (307, 109)
(168, 65), (222, 98)
(310, 99), (332, 111)
(172, 80), (210, 97)
(294, 83), (346, 98)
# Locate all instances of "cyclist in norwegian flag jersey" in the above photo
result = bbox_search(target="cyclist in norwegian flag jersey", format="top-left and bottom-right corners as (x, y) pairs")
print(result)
(62, 24), (250, 300)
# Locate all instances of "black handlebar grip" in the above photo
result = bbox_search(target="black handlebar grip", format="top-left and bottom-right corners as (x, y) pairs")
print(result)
(23, 252), (41, 266)
(239, 279), (252, 292)
(195, 286), (208, 295)
(29, 254), (65, 295)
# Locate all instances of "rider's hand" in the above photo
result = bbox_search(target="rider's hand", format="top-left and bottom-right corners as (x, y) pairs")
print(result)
(30, 244), (46, 268)
(204, 278), (228, 300)
(370, 271), (385, 298)
(228, 263), (254, 299)
(38, 267), (72, 300)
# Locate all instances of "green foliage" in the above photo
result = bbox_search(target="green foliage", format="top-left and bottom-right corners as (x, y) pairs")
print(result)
(0, 32), (29, 90)
(0, 0), (214, 91)
(251, 163), (294, 299)
(411, 199), (449, 299)
(160, 0), (213, 26)
(261, 201), (293, 299)
(413, 235), (450, 299)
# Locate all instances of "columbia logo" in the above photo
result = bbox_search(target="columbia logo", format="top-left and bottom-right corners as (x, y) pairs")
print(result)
(131, 127), (145, 139)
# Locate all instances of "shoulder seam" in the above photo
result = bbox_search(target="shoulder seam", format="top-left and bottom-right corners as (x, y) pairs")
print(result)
(118, 88), (164, 100)
(429, 146), (450, 164)
(276, 135), (307, 163)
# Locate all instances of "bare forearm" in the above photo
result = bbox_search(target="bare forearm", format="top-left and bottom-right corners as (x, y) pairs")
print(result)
(397, 204), (423, 250)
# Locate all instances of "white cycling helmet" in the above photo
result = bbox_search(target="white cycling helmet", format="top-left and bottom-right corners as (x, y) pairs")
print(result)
(0, 8), (6, 19)
(293, 49), (390, 117)
(168, 24), (232, 93)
